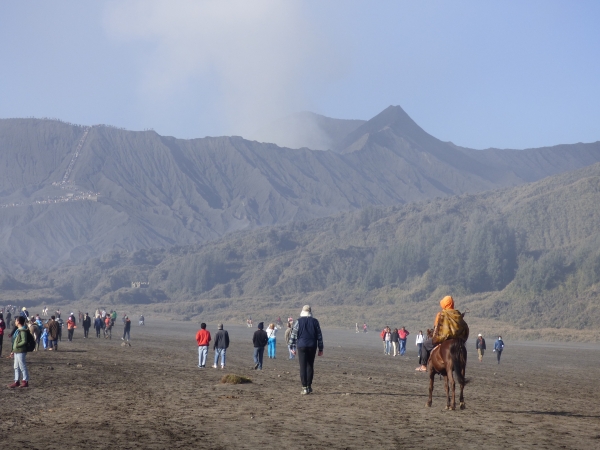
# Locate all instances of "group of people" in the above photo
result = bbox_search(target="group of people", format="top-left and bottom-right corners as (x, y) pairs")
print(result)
(1, 305), (142, 389)
(380, 326), (410, 356)
(197, 305), (324, 396)
(475, 333), (505, 364)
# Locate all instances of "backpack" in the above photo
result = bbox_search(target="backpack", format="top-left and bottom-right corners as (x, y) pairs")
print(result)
(25, 329), (37, 352)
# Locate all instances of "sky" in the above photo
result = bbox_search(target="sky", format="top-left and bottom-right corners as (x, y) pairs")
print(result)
(1, 0), (599, 149)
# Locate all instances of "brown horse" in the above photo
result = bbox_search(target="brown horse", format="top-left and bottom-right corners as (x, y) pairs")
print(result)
(426, 338), (467, 410)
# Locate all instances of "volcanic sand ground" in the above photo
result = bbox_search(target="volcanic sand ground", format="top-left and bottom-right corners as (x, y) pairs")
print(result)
(1, 321), (599, 449)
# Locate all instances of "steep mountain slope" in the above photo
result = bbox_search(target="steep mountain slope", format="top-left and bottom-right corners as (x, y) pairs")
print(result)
(1, 107), (600, 271)
(10, 163), (600, 331)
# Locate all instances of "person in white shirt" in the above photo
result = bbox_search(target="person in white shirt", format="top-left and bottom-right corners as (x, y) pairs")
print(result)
(266, 323), (278, 358)
(415, 330), (424, 364)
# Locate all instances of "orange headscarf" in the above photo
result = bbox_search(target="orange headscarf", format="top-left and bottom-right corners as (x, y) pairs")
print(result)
(434, 296), (455, 327)
(440, 296), (454, 310)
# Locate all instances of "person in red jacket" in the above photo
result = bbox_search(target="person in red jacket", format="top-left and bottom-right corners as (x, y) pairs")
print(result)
(398, 326), (410, 356)
(195, 323), (211, 368)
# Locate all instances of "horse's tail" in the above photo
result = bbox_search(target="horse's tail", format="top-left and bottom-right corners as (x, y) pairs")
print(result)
(451, 339), (469, 386)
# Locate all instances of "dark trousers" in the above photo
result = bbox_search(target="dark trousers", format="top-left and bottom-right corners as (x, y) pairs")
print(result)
(417, 343), (423, 364)
(422, 338), (434, 366)
(297, 347), (317, 388)
(0, 334), (3, 357)
(68, 329), (74, 341)
(496, 350), (502, 363)
(95, 327), (101, 337)
(83, 327), (89, 338)
(253, 346), (265, 369)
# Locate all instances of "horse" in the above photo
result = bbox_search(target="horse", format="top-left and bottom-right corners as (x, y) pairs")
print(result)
(426, 338), (468, 410)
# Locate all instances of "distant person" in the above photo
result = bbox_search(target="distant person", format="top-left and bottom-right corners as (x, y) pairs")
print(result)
(104, 315), (113, 339)
(476, 334), (487, 362)
(9, 316), (30, 388)
(195, 323), (211, 368)
(212, 324), (229, 369)
(57, 317), (64, 342)
(139, 315), (144, 326)
(41, 327), (49, 350)
(398, 326), (410, 356)
(391, 328), (399, 356)
(0, 313), (5, 357)
(82, 313), (91, 338)
(67, 315), (76, 342)
(94, 315), (103, 338)
(380, 326), (389, 354)
(494, 336), (505, 364)
(288, 305), (323, 395)
(266, 323), (277, 358)
(20, 307), (29, 320)
(122, 316), (131, 341)
(363, 323), (367, 333)
(252, 322), (268, 370)
(28, 319), (40, 351)
(355, 323), (359, 333)
(285, 322), (295, 359)
(5, 311), (12, 328)
(415, 330), (424, 361)
(46, 316), (60, 351)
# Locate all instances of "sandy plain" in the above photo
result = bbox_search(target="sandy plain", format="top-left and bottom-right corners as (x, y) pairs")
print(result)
(1, 320), (599, 449)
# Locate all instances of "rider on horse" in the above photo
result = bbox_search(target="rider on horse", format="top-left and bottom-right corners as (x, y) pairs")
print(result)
(416, 295), (469, 372)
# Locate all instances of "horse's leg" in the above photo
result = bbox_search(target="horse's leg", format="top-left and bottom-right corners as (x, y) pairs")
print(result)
(444, 374), (450, 410)
(449, 370), (456, 410)
(459, 366), (466, 409)
(426, 369), (434, 407)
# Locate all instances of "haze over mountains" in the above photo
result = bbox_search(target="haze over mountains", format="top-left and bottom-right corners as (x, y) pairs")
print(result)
(1, 105), (600, 273)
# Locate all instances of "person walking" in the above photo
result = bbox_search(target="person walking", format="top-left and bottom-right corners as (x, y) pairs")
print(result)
(380, 327), (388, 354)
(476, 334), (487, 362)
(195, 323), (211, 368)
(285, 322), (295, 359)
(46, 315), (60, 351)
(122, 316), (131, 341)
(212, 324), (229, 369)
(9, 316), (30, 387)
(0, 313), (5, 358)
(266, 323), (277, 358)
(288, 305), (323, 395)
(94, 315), (103, 338)
(415, 330), (424, 361)
(104, 315), (113, 339)
(398, 327), (410, 356)
(494, 336), (505, 364)
(252, 322), (268, 370)
(391, 328), (400, 356)
(67, 314), (76, 342)
(82, 313), (91, 338)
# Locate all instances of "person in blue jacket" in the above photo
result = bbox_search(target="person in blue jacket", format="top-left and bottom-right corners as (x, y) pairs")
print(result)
(493, 336), (505, 364)
(288, 305), (324, 395)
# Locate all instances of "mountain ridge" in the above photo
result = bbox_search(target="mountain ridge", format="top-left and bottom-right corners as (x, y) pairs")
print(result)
(1, 106), (600, 271)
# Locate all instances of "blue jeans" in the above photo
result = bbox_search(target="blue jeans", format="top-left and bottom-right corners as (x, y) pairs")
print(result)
(123, 330), (130, 341)
(400, 339), (406, 355)
(14, 352), (29, 381)
(214, 348), (226, 367)
(385, 341), (391, 355)
(268, 338), (276, 358)
(198, 346), (208, 367)
(253, 346), (264, 369)
(288, 345), (295, 359)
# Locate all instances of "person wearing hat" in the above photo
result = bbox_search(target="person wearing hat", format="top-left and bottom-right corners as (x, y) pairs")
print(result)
(476, 333), (486, 362)
(252, 322), (268, 370)
(493, 336), (505, 364)
(288, 305), (324, 395)
(212, 324), (229, 369)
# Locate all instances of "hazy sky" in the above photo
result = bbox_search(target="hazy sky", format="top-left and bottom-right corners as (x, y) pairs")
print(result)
(1, 0), (599, 149)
